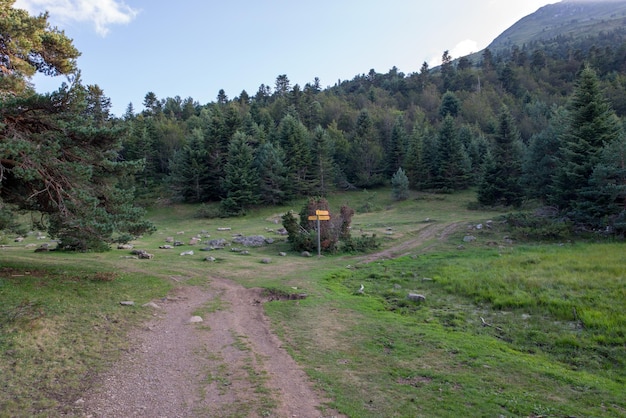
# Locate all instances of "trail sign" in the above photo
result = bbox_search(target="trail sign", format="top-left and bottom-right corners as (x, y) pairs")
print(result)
(309, 210), (331, 256)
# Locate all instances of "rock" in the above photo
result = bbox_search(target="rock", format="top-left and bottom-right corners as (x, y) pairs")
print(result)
(180, 250), (194, 256)
(217, 227), (231, 231)
(142, 302), (161, 309)
(463, 235), (477, 243)
(279, 252), (287, 256)
(407, 293), (426, 302)
(14, 237), (24, 242)
(204, 256), (216, 262)
(201, 239), (227, 250)
(189, 237), (201, 245)
(476, 223), (483, 230)
(120, 301), (135, 306)
(275, 228), (288, 236)
(188, 316), (203, 323)
(117, 244), (133, 250)
(138, 251), (154, 259)
(260, 258), (272, 264)
(232, 235), (273, 247)
(165, 236), (174, 243)
(301, 251), (312, 257)
(159, 245), (174, 249)
(239, 250), (250, 255)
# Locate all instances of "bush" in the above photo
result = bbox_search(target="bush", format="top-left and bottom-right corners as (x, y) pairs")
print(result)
(503, 212), (573, 241)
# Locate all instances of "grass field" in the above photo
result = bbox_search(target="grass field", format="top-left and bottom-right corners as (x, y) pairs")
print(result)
(1, 188), (625, 417)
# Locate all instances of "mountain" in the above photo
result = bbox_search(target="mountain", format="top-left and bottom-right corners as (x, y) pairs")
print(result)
(486, 0), (626, 55)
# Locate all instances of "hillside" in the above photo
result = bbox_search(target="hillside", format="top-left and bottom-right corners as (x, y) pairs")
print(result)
(487, 0), (626, 54)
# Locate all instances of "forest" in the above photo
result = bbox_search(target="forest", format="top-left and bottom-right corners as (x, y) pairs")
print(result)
(3, 0), (626, 250)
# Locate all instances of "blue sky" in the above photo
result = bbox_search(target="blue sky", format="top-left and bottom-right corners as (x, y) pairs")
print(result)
(14, 0), (561, 116)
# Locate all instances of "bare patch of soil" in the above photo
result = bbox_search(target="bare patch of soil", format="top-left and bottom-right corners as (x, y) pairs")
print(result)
(77, 278), (342, 418)
(360, 221), (462, 263)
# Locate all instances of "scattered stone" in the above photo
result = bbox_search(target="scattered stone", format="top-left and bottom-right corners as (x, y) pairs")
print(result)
(174, 241), (184, 246)
(239, 250), (250, 255)
(14, 237), (24, 242)
(476, 223), (483, 230)
(279, 252), (287, 256)
(138, 251), (154, 259)
(188, 316), (203, 323)
(176, 231), (185, 235)
(204, 256), (216, 262)
(189, 237), (201, 245)
(260, 258), (272, 264)
(165, 236), (174, 243)
(120, 301), (135, 306)
(117, 244), (133, 250)
(275, 228), (288, 236)
(201, 239), (227, 250)
(407, 293), (426, 302)
(142, 302), (161, 309)
(217, 227), (231, 231)
(159, 245), (174, 249)
(457, 245), (465, 250)
(301, 251), (312, 257)
(180, 250), (194, 256)
(232, 235), (273, 247)
(120, 255), (138, 259)
(34, 244), (50, 252)
(463, 235), (477, 243)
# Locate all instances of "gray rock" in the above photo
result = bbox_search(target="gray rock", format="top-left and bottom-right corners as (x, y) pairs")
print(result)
(188, 316), (203, 323)
(301, 251), (312, 257)
(204, 256), (216, 262)
(120, 301), (135, 306)
(407, 293), (426, 302)
(463, 235), (477, 243)
(260, 258), (272, 264)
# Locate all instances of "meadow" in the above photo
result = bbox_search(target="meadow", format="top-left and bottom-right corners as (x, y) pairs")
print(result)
(1, 189), (624, 417)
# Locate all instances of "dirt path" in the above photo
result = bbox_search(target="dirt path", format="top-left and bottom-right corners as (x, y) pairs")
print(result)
(359, 221), (463, 263)
(78, 278), (342, 418)
(77, 222), (461, 417)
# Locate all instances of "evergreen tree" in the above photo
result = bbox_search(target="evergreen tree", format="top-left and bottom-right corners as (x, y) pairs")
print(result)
(0, 0), (79, 95)
(391, 167), (409, 201)
(255, 141), (288, 205)
(349, 109), (384, 187)
(168, 128), (210, 203)
(551, 65), (623, 221)
(477, 106), (525, 206)
(386, 115), (408, 176)
(277, 113), (312, 197)
(437, 115), (471, 190)
(439, 91), (461, 118)
(522, 107), (566, 201)
(311, 125), (336, 196)
(220, 132), (259, 215)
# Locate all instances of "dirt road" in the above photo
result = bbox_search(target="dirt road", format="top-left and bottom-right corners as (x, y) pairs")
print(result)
(78, 221), (461, 417)
(79, 278), (342, 418)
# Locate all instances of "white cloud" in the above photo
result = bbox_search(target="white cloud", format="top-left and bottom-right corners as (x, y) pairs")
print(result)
(428, 39), (479, 67)
(13, 0), (139, 36)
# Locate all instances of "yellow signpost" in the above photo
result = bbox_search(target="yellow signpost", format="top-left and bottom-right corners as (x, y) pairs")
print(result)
(309, 210), (331, 256)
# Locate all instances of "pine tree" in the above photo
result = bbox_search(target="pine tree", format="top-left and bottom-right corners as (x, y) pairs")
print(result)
(391, 168), (409, 201)
(220, 132), (259, 216)
(277, 113), (312, 198)
(255, 142), (288, 205)
(437, 115), (471, 191)
(386, 115), (408, 177)
(311, 125), (336, 196)
(551, 65), (623, 221)
(168, 128), (210, 203)
(477, 106), (525, 206)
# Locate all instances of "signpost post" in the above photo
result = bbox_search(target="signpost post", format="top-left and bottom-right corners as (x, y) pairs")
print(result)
(307, 210), (330, 256)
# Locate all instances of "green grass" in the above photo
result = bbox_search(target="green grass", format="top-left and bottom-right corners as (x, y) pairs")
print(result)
(1, 188), (624, 417)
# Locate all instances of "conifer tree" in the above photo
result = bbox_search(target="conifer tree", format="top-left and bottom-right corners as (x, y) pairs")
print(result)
(255, 142), (288, 205)
(391, 168), (409, 201)
(277, 113), (312, 197)
(551, 65), (623, 220)
(168, 128), (210, 202)
(220, 132), (259, 215)
(437, 115), (471, 190)
(311, 125), (336, 196)
(477, 106), (525, 206)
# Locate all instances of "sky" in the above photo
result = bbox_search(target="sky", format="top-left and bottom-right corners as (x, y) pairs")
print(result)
(14, 0), (562, 116)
